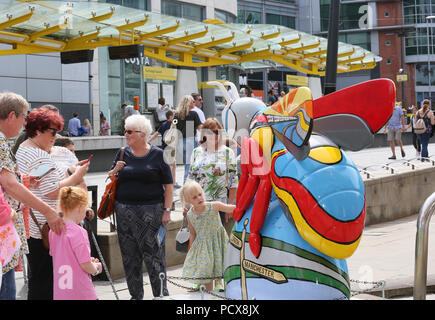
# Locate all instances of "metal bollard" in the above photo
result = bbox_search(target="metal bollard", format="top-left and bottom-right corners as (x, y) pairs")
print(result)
(159, 273), (166, 298)
(414, 192), (435, 300)
(200, 285), (206, 300)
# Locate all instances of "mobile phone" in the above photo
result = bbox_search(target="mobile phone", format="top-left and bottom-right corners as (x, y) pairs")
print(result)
(30, 165), (56, 181)
(84, 154), (94, 163)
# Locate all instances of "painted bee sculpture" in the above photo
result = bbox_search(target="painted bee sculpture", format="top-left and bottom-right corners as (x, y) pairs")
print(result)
(208, 79), (395, 300)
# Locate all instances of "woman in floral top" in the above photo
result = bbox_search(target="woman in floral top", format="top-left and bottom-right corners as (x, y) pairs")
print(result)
(0, 92), (63, 300)
(188, 118), (238, 224)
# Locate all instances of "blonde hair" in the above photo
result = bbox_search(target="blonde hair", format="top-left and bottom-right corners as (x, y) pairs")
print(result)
(179, 180), (203, 208)
(176, 95), (194, 120)
(59, 186), (89, 213)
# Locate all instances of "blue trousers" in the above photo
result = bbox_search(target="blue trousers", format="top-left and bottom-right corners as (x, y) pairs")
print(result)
(418, 132), (431, 161)
(0, 269), (16, 300)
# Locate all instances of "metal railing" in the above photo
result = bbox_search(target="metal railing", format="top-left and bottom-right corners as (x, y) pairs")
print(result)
(414, 192), (435, 300)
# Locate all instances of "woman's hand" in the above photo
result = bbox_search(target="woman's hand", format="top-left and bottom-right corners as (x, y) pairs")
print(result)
(85, 208), (95, 221)
(108, 161), (126, 179)
(46, 211), (65, 235)
(162, 210), (171, 227)
(74, 161), (90, 178)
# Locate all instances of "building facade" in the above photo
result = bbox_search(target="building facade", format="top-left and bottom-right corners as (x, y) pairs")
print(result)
(0, 0), (433, 137)
(313, 0), (435, 108)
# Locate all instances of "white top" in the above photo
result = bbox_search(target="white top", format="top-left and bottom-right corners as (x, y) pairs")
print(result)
(156, 104), (170, 122)
(192, 106), (206, 123)
(50, 146), (79, 170)
(16, 146), (66, 239)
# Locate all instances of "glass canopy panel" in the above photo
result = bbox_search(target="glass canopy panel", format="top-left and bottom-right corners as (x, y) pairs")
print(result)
(0, 0), (383, 72)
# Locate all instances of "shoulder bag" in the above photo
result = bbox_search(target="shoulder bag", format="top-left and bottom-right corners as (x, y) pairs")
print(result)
(97, 148), (125, 220)
(29, 208), (50, 250)
(175, 216), (190, 253)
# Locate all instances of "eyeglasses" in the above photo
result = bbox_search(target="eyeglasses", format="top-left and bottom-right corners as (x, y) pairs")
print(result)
(124, 130), (142, 135)
(46, 128), (58, 137)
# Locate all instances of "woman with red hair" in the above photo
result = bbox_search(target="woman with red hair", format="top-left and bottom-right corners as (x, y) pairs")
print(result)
(15, 107), (89, 300)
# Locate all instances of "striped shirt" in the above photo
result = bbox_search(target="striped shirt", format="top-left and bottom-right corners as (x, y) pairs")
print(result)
(16, 146), (66, 239)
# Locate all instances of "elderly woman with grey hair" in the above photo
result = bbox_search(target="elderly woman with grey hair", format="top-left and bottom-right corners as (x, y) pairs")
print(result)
(108, 114), (173, 299)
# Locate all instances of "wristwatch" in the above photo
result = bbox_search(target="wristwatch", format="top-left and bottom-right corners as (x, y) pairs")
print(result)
(163, 207), (171, 212)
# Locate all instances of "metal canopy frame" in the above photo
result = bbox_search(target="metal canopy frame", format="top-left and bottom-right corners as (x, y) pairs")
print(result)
(0, 0), (381, 75)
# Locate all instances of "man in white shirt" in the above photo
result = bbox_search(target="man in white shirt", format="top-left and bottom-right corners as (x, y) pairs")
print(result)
(191, 93), (205, 123)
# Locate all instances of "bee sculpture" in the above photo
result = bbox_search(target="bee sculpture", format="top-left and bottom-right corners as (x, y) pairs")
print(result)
(209, 79), (396, 300)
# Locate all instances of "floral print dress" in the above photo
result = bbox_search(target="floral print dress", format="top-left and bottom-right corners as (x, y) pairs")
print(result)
(188, 145), (238, 202)
(182, 203), (229, 284)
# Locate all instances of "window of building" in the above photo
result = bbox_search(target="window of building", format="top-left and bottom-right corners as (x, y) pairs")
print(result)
(161, 0), (203, 21)
(338, 32), (371, 50)
(384, 12), (390, 18)
(386, 59), (391, 65)
(215, 9), (236, 23)
(385, 40), (391, 46)
(237, 10), (261, 24)
(415, 63), (435, 86)
(405, 27), (435, 56)
(101, 0), (147, 10)
(320, 0), (369, 32)
(266, 13), (296, 29)
(403, 1), (435, 25)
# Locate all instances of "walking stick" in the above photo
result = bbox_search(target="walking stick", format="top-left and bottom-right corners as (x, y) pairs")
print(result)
(81, 220), (119, 300)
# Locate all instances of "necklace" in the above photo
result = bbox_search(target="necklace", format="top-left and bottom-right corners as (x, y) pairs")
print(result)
(29, 138), (50, 153)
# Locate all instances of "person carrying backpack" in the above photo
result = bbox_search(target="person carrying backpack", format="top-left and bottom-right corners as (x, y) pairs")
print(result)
(415, 99), (435, 162)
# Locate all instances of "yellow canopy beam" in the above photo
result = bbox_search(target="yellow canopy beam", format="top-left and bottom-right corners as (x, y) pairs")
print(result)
(279, 34), (301, 47)
(303, 49), (327, 58)
(138, 22), (180, 39)
(194, 33), (235, 49)
(116, 16), (149, 32)
(90, 7), (115, 22)
(168, 27), (208, 45)
(261, 29), (280, 40)
(29, 20), (69, 41)
(286, 40), (321, 53)
(218, 39), (253, 55)
(64, 30), (100, 50)
(0, 9), (34, 30)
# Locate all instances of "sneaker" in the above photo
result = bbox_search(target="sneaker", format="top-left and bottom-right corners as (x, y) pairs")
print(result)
(174, 183), (182, 189)
(401, 149), (406, 157)
(388, 156), (396, 160)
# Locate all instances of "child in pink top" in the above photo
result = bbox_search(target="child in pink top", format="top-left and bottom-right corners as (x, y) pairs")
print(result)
(49, 186), (102, 300)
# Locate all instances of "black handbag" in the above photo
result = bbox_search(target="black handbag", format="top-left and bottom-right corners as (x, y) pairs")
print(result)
(175, 217), (190, 253)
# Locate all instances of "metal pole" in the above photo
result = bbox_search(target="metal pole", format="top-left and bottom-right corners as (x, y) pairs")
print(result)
(413, 192), (435, 300)
(323, 0), (340, 95)
(427, 16), (435, 104)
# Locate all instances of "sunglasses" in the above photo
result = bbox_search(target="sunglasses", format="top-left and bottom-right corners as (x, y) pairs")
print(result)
(124, 130), (142, 135)
(46, 128), (58, 137)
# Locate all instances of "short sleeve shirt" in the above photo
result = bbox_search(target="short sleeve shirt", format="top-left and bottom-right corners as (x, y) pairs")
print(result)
(49, 222), (98, 300)
(387, 106), (404, 130)
(111, 146), (173, 205)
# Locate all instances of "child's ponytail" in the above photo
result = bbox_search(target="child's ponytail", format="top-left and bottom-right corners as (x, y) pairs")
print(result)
(59, 186), (89, 213)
